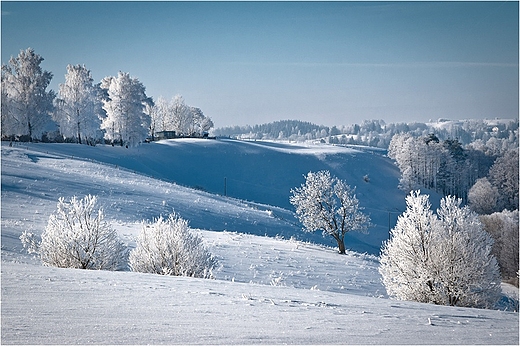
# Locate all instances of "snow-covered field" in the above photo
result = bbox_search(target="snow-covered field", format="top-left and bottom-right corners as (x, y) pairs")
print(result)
(2, 140), (518, 344)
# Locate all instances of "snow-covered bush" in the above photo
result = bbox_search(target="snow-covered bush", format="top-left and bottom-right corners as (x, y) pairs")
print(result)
(20, 195), (127, 270)
(380, 191), (501, 309)
(290, 170), (370, 254)
(129, 213), (217, 278)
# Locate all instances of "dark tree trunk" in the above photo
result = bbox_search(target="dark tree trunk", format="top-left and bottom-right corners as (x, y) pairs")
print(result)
(77, 109), (82, 144)
(28, 121), (33, 142)
(337, 238), (346, 254)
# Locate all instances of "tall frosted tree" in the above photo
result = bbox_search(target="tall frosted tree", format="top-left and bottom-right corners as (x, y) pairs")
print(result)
(488, 148), (519, 211)
(1, 48), (55, 141)
(53, 64), (103, 144)
(100, 72), (152, 146)
(1, 72), (13, 138)
(170, 95), (191, 135)
(144, 99), (159, 141)
(290, 170), (370, 254)
(149, 96), (171, 134)
(190, 106), (213, 135)
(380, 191), (501, 309)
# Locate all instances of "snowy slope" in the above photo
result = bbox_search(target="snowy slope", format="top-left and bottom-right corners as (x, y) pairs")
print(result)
(3, 139), (408, 254)
(1, 142), (518, 344)
(2, 258), (518, 345)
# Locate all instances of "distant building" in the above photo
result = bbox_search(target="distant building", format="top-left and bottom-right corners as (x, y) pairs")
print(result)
(156, 131), (177, 140)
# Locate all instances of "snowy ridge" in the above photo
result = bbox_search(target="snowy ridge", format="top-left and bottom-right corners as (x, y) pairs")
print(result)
(1, 141), (518, 344)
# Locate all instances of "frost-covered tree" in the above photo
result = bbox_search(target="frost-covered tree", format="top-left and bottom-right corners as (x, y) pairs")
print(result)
(290, 170), (370, 254)
(170, 95), (191, 135)
(154, 96), (173, 131)
(480, 210), (519, 283)
(380, 191), (501, 309)
(148, 96), (171, 137)
(20, 195), (126, 270)
(488, 148), (519, 211)
(129, 213), (217, 278)
(189, 107), (213, 136)
(379, 191), (438, 303)
(53, 64), (104, 144)
(1, 72), (13, 138)
(468, 178), (499, 215)
(145, 98), (159, 141)
(1, 48), (55, 141)
(100, 72), (152, 146)
(434, 195), (502, 307)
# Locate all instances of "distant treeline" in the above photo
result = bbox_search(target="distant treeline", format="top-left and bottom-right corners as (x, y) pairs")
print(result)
(212, 120), (333, 141)
(213, 118), (518, 152)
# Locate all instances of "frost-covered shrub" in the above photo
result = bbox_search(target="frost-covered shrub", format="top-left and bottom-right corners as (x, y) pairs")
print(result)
(380, 191), (501, 309)
(21, 195), (127, 270)
(129, 213), (217, 278)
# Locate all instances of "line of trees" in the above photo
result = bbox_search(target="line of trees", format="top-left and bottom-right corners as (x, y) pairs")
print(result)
(149, 95), (213, 141)
(1, 48), (213, 146)
(214, 118), (518, 151)
(329, 118), (519, 151)
(388, 133), (491, 202)
(388, 133), (518, 204)
(388, 133), (519, 206)
(213, 120), (332, 141)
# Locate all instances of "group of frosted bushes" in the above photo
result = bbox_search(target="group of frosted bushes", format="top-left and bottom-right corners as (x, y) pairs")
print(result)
(20, 195), (217, 279)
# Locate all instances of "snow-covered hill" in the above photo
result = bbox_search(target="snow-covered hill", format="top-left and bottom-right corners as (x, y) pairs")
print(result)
(2, 139), (410, 254)
(1, 140), (518, 344)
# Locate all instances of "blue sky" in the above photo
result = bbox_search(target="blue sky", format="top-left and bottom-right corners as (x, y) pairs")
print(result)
(2, 1), (518, 127)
